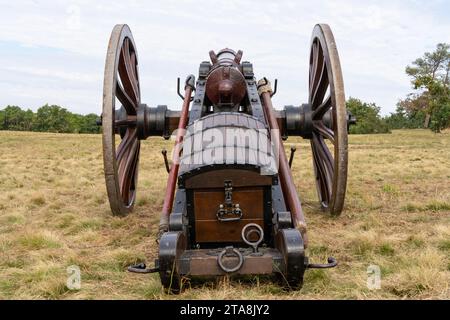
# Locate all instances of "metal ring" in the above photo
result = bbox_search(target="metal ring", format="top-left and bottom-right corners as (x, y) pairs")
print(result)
(217, 248), (244, 273)
(241, 223), (264, 248)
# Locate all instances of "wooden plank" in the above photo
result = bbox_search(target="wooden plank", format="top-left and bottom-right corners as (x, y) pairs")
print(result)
(195, 219), (264, 242)
(194, 188), (264, 220)
(185, 169), (272, 189)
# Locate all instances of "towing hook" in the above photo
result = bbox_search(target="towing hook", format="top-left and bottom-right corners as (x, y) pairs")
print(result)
(127, 262), (160, 274)
(306, 257), (338, 269)
(217, 246), (244, 273)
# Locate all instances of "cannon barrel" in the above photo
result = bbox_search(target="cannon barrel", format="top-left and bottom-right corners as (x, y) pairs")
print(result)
(205, 48), (246, 112)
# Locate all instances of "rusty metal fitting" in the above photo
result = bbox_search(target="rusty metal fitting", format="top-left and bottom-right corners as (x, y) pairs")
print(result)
(296, 221), (307, 234)
(217, 246), (244, 273)
(241, 223), (264, 254)
(257, 77), (273, 95)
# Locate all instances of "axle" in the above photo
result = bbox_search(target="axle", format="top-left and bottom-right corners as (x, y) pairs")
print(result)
(113, 102), (354, 141)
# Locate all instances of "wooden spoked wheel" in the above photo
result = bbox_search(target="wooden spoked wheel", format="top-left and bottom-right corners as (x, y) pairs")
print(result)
(308, 24), (348, 215)
(102, 24), (141, 216)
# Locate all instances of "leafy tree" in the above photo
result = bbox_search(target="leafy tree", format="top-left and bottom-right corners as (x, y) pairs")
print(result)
(346, 97), (390, 134)
(405, 43), (450, 132)
(80, 114), (101, 133)
(67, 113), (84, 133)
(0, 105), (34, 131)
(33, 104), (72, 133)
(385, 102), (425, 130)
(429, 83), (450, 131)
(406, 43), (449, 88)
(0, 104), (100, 134)
(23, 109), (34, 131)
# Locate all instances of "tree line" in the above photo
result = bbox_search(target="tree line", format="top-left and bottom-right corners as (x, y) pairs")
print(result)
(1, 44), (448, 135)
(349, 42), (449, 134)
(0, 104), (100, 134)
(346, 97), (427, 134)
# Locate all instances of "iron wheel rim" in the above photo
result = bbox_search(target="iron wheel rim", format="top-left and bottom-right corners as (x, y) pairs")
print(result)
(102, 24), (141, 216)
(308, 24), (348, 215)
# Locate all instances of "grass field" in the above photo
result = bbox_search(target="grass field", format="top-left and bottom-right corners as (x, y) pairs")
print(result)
(0, 129), (449, 299)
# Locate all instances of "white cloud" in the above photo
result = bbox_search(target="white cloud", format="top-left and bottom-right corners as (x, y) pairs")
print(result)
(0, 0), (449, 115)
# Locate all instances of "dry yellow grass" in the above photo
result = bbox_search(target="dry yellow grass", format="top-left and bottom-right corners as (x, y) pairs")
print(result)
(0, 129), (449, 299)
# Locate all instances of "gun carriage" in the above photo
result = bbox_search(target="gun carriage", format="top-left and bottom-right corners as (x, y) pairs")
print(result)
(100, 23), (355, 292)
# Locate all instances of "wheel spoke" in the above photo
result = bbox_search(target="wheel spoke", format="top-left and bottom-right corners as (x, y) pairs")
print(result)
(313, 120), (335, 144)
(310, 62), (328, 109)
(312, 94), (331, 120)
(118, 139), (139, 204)
(311, 137), (330, 206)
(116, 81), (137, 115)
(312, 133), (334, 201)
(309, 43), (325, 99)
(312, 153), (327, 204)
(316, 133), (334, 177)
(116, 128), (138, 202)
(119, 38), (139, 106)
(309, 41), (318, 86)
(312, 42), (321, 86)
(116, 129), (137, 165)
(130, 51), (140, 98)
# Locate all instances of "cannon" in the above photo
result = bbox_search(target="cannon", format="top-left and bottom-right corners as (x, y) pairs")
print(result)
(100, 24), (355, 292)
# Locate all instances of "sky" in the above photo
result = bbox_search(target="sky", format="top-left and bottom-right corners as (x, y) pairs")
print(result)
(0, 0), (449, 116)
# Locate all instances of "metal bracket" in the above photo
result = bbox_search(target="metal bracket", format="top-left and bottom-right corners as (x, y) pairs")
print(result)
(306, 257), (338, 269)
(96, 115), (102, 126)
(288, 146), (296, 168)
(127, 262), (159, 274)
(161, 149), (170, 173)
(276, 211), (292, 229)
(216, 180), (243, 222)
(347, 111), (357, 132)
(270, 79), (278, 97)
(177, 77), (195, 102)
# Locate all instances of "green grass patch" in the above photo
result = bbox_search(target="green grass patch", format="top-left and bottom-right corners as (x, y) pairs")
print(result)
(389, 283), (428, 298)
(0, 214), (25, 225)
(0, 277), (20, 298)
(382, 184), (398, 195)
(17, 234), (61, 250)
(403, 201), (450, 212)
(100, 250), (146, 271)
(40, 279), (73, 299)
(402, 203), (421, 212)
(378, 243), (395, 256)
(308, 245), (329, 255)
(350, 239), (374, 256)
(406, 236), (425, 248)
(57, 214), (76, 229)
(137, 197), (149, 206)
(424, 201), (450, 212)
(438, 240), (450, 251)
(1, 255), (28, 268)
